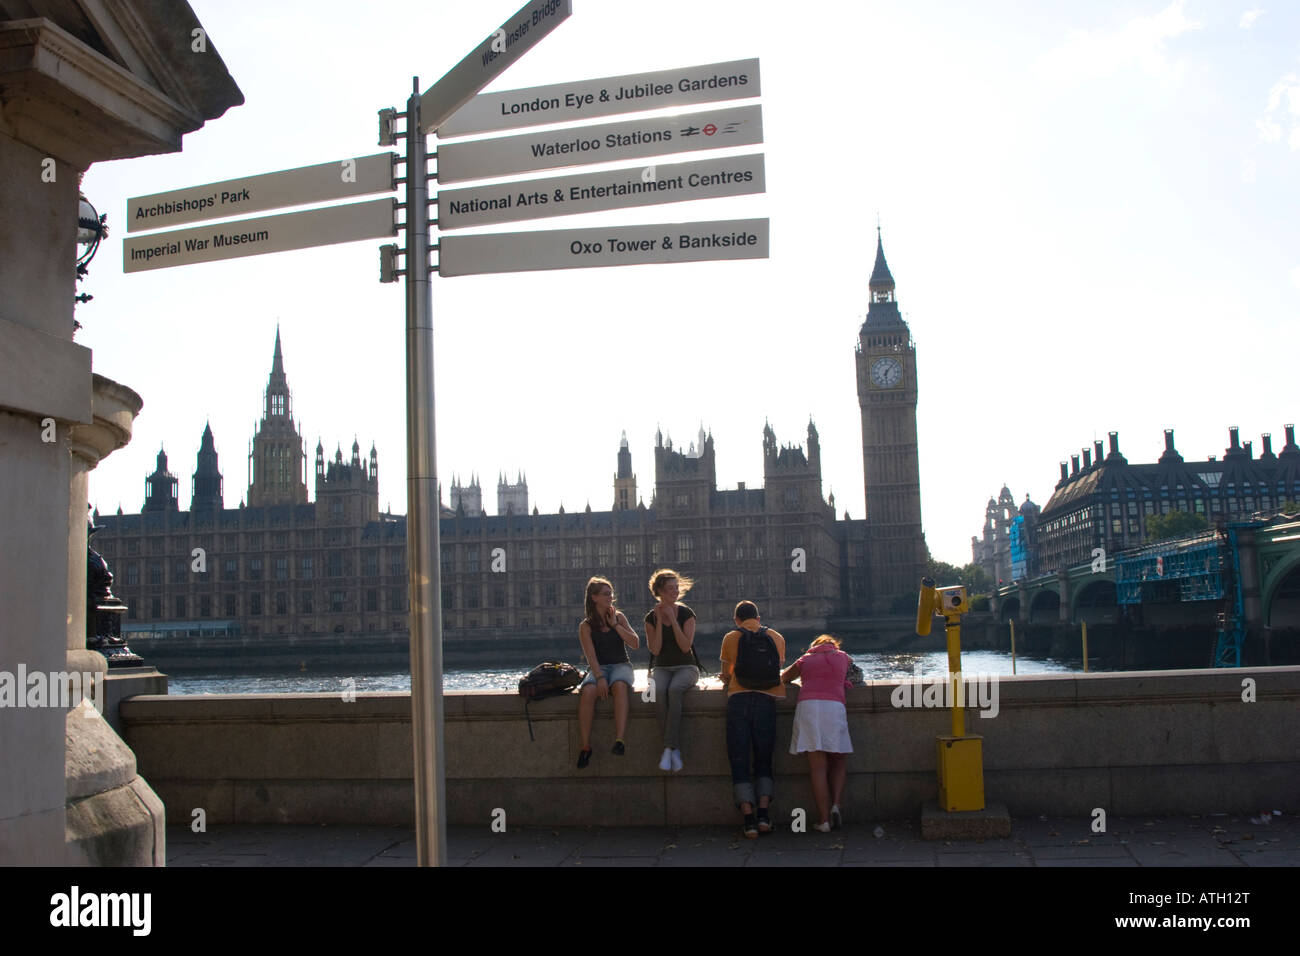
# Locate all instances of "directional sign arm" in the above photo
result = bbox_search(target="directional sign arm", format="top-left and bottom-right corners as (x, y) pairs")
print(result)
(419, 0), (572, 134)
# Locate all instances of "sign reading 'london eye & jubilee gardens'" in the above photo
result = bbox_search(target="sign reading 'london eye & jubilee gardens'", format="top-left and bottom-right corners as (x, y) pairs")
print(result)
(436, 57), (760, 137)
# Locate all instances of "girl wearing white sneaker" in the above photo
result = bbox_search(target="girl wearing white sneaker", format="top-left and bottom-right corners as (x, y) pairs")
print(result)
(782, 635), (853, 832)
(643, 569), (699, 772)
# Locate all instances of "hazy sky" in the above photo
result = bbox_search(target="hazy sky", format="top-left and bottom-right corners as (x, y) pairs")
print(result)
(81, 0), (1299, 567)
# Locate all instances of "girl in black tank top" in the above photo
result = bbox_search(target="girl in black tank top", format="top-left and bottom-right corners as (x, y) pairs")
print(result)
(576, 575), (640, 769)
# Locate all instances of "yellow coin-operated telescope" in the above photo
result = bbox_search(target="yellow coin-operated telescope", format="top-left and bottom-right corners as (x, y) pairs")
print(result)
(916, 576), (984, 812)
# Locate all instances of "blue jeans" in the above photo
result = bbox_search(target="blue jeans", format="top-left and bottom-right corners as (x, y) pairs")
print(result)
(725, 692), (776, 808)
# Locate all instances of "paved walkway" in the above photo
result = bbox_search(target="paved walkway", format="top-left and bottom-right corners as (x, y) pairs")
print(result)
(167, 812), (1298, 867)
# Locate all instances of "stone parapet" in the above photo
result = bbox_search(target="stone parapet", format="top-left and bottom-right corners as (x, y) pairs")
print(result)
(120, 667), (1300, 828)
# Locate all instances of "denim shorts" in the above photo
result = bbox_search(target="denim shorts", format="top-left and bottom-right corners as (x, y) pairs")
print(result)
(580, 662), (634, 689)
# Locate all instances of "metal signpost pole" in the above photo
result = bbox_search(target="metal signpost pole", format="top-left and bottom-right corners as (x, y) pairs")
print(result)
(404, 78), (445, 867)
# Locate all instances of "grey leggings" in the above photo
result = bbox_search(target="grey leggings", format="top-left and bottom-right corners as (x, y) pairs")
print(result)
(652, 664), (700, 749)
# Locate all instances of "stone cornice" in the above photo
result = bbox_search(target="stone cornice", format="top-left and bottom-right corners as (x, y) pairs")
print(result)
(67, 373), (142, 468)
(0, 18), (203, 166)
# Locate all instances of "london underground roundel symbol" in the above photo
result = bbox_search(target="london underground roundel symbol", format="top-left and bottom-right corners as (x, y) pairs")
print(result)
(703, 124), (717, 135)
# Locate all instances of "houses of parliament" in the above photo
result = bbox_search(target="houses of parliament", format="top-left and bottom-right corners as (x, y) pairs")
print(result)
(92, 233), (928, 641)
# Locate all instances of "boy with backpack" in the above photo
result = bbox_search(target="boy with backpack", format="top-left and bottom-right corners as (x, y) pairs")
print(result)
(718, 600), (785, 838)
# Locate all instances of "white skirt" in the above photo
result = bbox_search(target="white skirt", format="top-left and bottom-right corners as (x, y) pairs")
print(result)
(789, 699), (853, 754)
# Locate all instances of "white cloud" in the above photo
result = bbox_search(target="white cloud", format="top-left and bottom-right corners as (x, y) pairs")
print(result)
(1258, 72), (1300, 148)
(1266, 74), (1300, 115)
(1035, 0), (1204, 86)
(1239, 8), (1264, 29)
(1242, 158), (1256, 182)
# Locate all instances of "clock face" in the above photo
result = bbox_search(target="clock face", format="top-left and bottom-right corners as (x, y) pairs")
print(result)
(870, 357), (903, 388)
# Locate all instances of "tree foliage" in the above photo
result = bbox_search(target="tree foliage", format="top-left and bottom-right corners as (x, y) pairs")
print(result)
(924, 557), (993, 594)
(1144, 510), (1208, 542)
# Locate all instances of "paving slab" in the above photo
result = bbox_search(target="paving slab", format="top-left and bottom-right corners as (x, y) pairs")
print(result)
(745, 848), (845, 867)
(161, 815), (1297, 867)
(938, 851), (1032, 866)
(1033, 842), (1134, 860)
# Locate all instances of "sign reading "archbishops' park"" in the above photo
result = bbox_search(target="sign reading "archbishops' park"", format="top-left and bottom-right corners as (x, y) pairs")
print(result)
(438, 153), (765, 229)
(123, 199), (396, 273)
(436, 104), (762, 184)
(127, 153), (395, 232)
(438, 217), (769, 277)
(437, 58), (761, 137)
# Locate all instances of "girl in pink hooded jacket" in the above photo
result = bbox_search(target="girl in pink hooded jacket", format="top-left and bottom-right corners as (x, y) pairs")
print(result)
(781, 635), (853, 832)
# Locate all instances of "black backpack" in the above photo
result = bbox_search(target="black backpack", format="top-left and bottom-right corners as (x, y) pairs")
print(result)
(732, 626), (780, 690)
(518, 661), (583, 741)
(518, 661), (582, 700)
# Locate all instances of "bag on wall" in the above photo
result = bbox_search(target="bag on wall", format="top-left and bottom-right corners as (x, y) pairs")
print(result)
(518, 661), (583, 741)
(518, 661), (582, 700)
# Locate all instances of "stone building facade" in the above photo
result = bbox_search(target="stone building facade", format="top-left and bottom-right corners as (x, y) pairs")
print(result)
(93, 234), (930, 639)
(1017, 428), (1300, 576)
(972, 486), (1039, 585)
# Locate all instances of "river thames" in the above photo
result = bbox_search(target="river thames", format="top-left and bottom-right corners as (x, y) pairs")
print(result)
(164, 648), (1108, 696)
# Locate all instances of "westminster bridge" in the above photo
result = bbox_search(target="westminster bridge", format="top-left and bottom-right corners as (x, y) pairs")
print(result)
(991, 517), (1300, 667)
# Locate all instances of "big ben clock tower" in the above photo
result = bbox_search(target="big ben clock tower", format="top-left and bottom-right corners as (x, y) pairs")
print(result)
(855, 228), (926, 607)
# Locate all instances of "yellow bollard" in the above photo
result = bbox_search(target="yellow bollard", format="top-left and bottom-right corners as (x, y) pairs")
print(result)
(946, 619), (964, 738)
(1081, 619), (1089, 673)
(917, 578), (984, 812)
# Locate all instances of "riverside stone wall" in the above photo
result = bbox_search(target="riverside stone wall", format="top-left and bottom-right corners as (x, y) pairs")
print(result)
(120, 667), (1300, 827)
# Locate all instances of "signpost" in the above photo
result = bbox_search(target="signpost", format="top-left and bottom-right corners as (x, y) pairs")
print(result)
(437, 58), (760, 137)
(122, 0), (772, 870)
(126, 153), (395, 232)
(436, 104), (763, 183)
(439, 217), (769, 277)
(437, 154), (765, 230)
(122, 199), (395, 272)
(418, 0), (572, 133)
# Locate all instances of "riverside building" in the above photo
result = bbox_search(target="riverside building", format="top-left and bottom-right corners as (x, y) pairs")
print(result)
(92, 234), (929, 639)
(982, 428), (1300, 580)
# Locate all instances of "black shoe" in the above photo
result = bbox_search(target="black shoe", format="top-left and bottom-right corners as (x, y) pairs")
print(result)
(611, 739), (626, 756)
(576, 747), (592, 769)
(742, 814), (758, 839)
(756, 808), (772, 833)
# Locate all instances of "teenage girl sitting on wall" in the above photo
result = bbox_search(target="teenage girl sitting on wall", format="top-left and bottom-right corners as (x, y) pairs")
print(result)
(575, 575), (640, 769)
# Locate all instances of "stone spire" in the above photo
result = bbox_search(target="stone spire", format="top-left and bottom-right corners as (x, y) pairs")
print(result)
(191, 421), (224, 511)
(868, 226), (895, 299)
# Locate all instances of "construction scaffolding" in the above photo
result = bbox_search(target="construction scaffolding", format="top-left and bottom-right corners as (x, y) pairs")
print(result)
(1114, 530), (1244, 666)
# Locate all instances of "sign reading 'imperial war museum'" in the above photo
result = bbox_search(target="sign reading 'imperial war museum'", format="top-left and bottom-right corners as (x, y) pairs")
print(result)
(123, 199), (395, 273)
